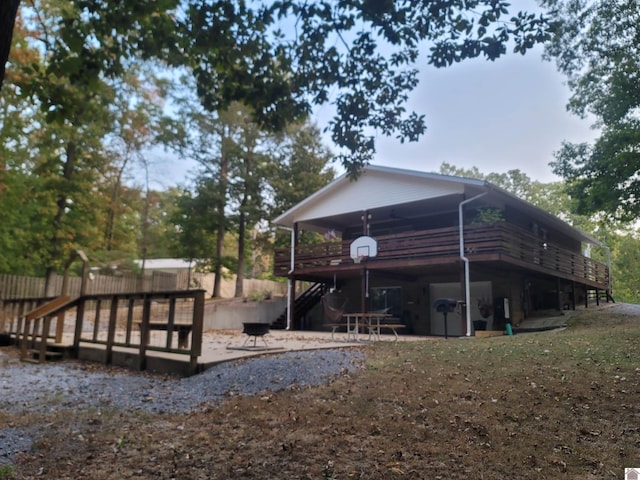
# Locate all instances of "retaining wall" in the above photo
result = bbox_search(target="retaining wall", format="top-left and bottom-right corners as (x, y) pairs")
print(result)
(203, 296), (287, 330)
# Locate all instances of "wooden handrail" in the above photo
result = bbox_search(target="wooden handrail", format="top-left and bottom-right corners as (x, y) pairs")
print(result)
(274, 223), (610, 289)
(4, 289), (206, 375)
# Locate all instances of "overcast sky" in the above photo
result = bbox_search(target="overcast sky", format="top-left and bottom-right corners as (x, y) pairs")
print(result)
(366, 46), (598, 183)
(149, 5), (599, 189)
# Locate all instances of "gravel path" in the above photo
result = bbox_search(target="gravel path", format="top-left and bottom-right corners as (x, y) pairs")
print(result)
(0, 349), (364, 415)
(0, 348), (364, 465)
(603, 302), (640, 315)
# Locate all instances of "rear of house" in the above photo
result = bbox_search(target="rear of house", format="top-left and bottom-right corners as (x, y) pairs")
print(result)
(272, 166), (611, 336)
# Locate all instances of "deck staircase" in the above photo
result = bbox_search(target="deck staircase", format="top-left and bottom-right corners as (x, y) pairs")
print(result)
(271, 282), (327, 329)
(586, 287), (615, 306)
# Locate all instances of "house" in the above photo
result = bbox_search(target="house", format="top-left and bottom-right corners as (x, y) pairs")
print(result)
(272, 165), (611, 336)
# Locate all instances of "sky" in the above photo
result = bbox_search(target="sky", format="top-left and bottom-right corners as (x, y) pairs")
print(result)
(368, 46), (598, 183)
(148, 4), (599, 189)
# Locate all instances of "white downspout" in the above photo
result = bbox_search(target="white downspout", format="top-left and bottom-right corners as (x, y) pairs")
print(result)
(277, 226), (295, 330)
(287, 227), (295, 330)
(459, 192), (488, 336)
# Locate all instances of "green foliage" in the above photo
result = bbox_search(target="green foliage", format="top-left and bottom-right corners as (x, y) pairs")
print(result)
(172, 181), (220, 263)
(438, 162), (605, 233)
(0, 0), (556, 279)
(472, 207), (504, 224)
(269, 122), (335, 250)
(552, 125), (640, 223)
(3, 1), (553, 177)
(0, 3), (175, 275)
(608, 233), (640, 304)
(544, 0), (640, 222)
(247, 290), (273, 302)
(181, 1), (551, 176)
(0, 463), (16, 480)
(0, 170), (60, 275)
(142, 188), (183, 259)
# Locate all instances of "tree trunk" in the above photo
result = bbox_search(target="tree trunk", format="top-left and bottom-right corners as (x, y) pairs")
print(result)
(213, 220), (225, 298)
(234, 207), (246, 297)
(105, 155), (129, 250)
(44, 140), (77, 295)
(212, 146), (229, 298)
(0, 0), (20, 93)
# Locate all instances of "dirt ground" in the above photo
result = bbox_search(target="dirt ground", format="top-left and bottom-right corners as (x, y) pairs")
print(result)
(2, 304), (639, 479)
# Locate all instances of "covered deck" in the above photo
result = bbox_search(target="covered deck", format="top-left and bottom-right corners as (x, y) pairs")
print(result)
(275, 222), (610, 291)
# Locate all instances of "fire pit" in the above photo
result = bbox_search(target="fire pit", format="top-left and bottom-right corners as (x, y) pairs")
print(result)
(242, 322), (270, 347)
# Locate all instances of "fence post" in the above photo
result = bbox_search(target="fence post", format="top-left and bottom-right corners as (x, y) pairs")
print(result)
(106, 296), (118, 365)
(137, 294), (151, 371)
(73, 298), (85, 356)
(189, 290), (205, 375)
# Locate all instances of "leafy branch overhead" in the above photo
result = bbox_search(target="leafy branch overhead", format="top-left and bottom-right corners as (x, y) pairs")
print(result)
(2, 1), (550, 177)
(545, 0), (640, 222)
(180, 0), (551, 176)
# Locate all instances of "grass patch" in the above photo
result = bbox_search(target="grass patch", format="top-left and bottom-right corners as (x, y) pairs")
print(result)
(0, 465), (16, 480)
(4, 307), (640, 479)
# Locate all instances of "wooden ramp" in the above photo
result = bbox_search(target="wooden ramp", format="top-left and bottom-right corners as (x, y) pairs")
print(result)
(25, 296), (72, 321)
(20, 296), (73, 363)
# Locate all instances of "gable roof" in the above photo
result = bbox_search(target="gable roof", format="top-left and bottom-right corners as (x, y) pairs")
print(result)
(274, 165), (482, 226)
(273, 165), (604, 247)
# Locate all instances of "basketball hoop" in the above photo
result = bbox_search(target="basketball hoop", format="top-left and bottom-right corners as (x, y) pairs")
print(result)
(350, 236), (377, 264)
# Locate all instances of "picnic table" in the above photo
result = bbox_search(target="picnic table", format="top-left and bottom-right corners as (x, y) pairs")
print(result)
(328, 313), (405, 342)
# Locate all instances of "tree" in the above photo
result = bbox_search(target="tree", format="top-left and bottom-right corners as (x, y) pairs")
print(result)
(3, 2), (551, 175)
(269, 122), (335, 217)
(269, 121), (336, 250)
(225, 110), (271, 297)
(439, 162), (547, 207)
(182, 1), (551, 176)
(0, 0), (20, 92)
(101, 69), (165, 255)
(15, 2), (133, 290)
(142, 188), (183, 259)
(437, 162), (606, 234)
(1, 3), (173, 279)
(544, 0), (640, 222)
(162, 88), (242, 297)
(172, 181), (220, 269)
(608, 233), (640, 303)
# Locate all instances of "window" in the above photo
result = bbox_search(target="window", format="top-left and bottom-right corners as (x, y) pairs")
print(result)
(370, 287), (402, 317)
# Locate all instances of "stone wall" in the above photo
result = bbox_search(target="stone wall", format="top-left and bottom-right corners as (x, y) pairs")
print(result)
(203, 296), (288, 330)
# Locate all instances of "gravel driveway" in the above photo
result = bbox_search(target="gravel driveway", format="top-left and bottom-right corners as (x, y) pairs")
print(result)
(1, 348), (364, 415)
(0, 348), (364, 465)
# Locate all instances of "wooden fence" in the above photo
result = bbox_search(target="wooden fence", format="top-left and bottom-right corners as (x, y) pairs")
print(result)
(0, 271), (287, 300)
(0, 271), (180, 299)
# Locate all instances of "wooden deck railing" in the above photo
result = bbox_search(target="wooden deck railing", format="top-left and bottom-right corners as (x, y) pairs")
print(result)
(1, 290), (205, 375)
(274, 223), (609, 289)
